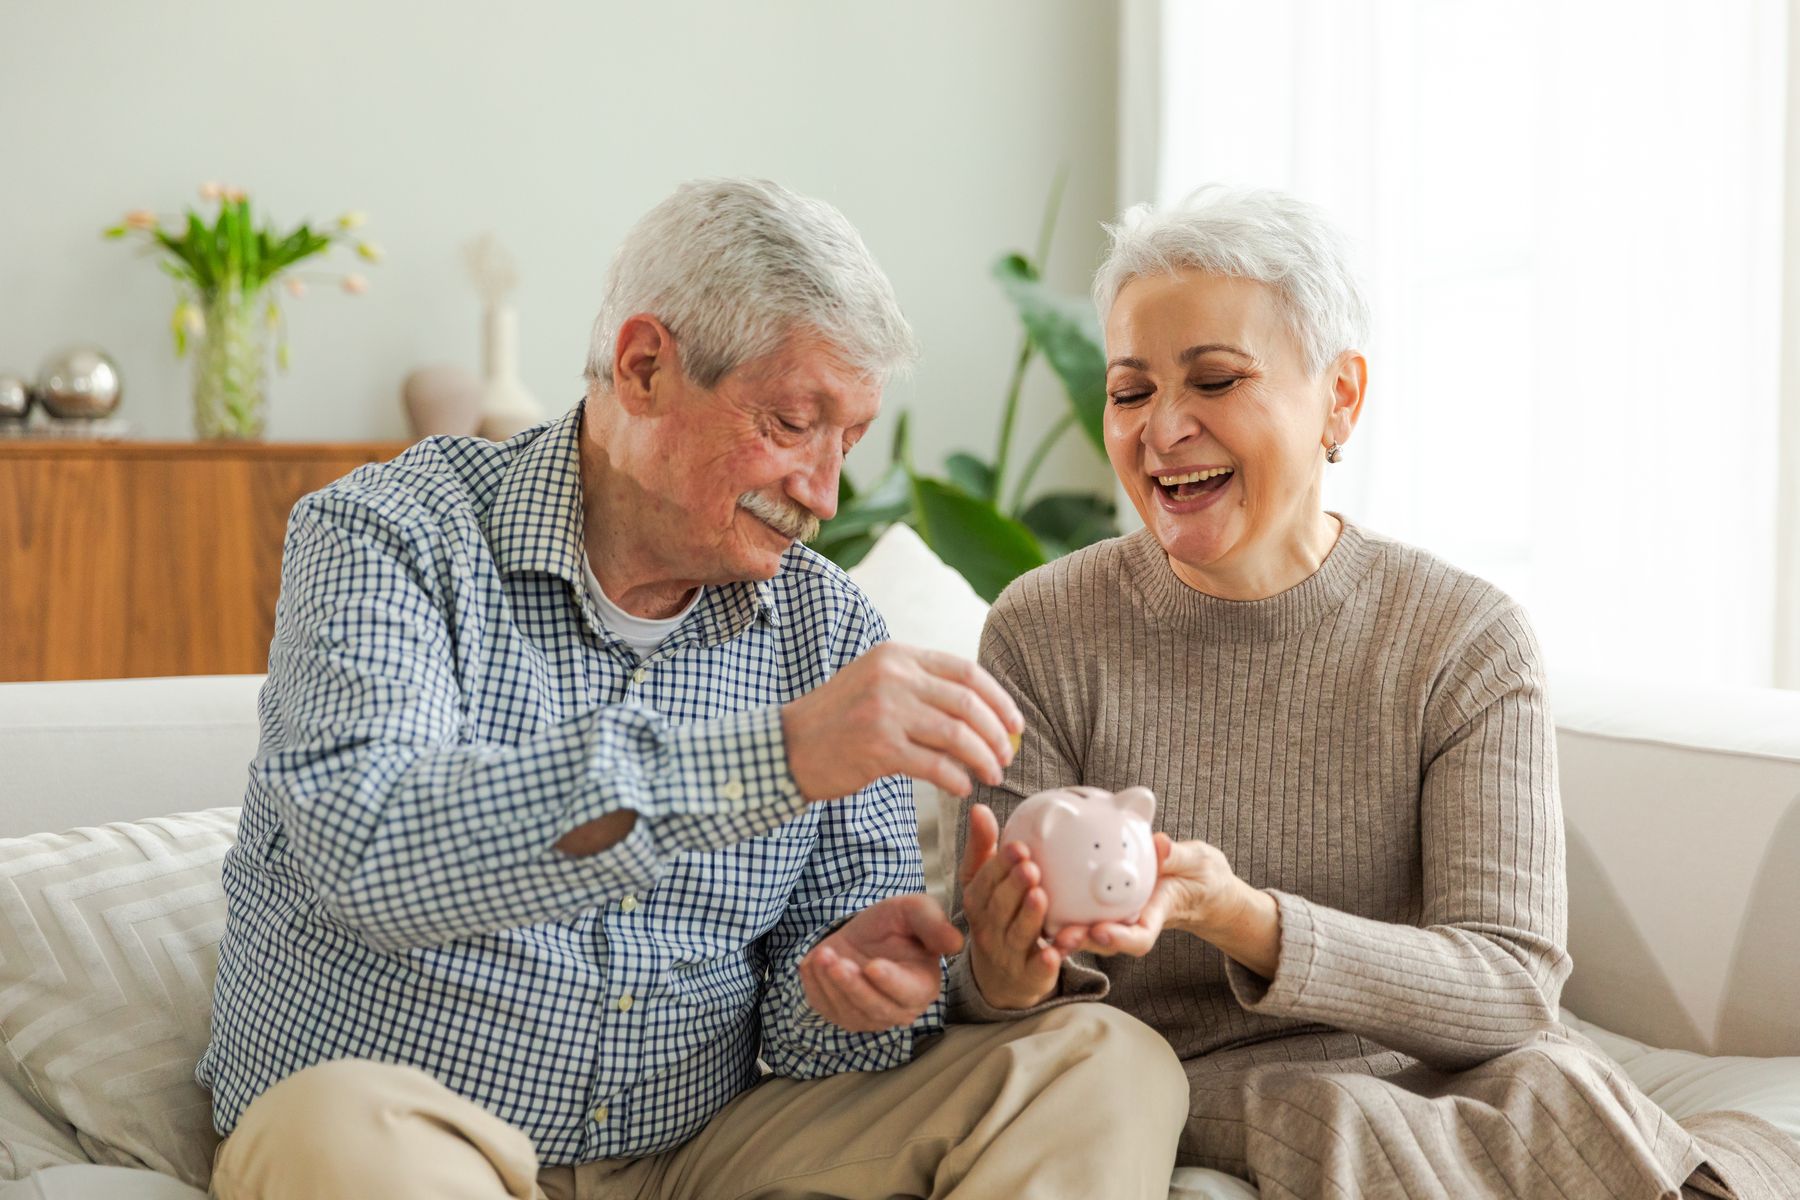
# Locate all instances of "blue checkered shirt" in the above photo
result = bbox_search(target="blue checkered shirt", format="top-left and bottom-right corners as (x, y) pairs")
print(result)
(197, 402), (941, 1164)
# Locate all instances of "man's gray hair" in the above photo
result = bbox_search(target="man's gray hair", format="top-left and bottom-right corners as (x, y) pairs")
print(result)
(585, 178), (919, 391)
(1092, 185), (1371, 376)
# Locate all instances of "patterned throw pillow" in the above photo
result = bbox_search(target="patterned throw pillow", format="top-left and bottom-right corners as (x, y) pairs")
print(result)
(0, 810), (239, 1188)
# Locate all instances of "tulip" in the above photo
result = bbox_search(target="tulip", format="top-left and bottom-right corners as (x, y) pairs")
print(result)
(199, 182), (223, 201)
(224, 186), (247, 204)
(338, 211), (367, 230)
(124, 210), (158, 231)
(342, 274), (369, 295)
(284, 277), (306, 298)
(356, 242), (383, 263)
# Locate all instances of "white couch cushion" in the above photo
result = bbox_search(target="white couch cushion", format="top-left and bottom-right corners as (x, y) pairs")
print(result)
(0, 1165), (208, 1199)
(0, 1070), (84, 1180)
(0, 811), (237, 1188)
(846, 523), (991, 905)
(0, 677), (263, 837)
(1551, 672), (1800, 1057)
(1563, 1011), (1800, 1144)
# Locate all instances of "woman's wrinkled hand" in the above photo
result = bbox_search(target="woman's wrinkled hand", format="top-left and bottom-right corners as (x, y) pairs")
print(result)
(959, 803), (1067, 1010)
(1052, 834), (1256, 959)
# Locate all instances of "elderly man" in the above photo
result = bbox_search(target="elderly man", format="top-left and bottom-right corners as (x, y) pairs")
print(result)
(199, 179), (1186, 1200)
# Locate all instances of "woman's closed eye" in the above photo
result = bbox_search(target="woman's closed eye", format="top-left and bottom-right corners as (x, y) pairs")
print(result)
(1109, 388), (1153, 406)
(1192, 375), (1242, 394)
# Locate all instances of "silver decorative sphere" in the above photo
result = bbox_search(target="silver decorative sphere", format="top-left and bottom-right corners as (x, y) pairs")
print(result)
(0, 373), (30, 420)
(37, 346), (123, 419)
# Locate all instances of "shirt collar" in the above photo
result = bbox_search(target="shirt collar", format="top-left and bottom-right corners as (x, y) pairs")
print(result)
(485, 400), (782, 632)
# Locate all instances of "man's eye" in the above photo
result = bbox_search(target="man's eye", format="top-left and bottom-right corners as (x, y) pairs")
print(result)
(1109, 391), (1151, 406)
(777, 418), (807, 434)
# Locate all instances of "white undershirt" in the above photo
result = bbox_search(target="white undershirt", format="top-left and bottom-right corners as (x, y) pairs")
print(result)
(580, 553), (703, 659)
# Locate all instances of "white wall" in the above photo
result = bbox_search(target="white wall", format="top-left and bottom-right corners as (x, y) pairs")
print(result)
(0, 0), (1118, 499)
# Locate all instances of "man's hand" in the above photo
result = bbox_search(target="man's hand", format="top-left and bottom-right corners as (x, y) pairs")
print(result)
(780, 642), (1023, 803)
(959, 803), (1065, 1010)
(799, 894), (964, 1032)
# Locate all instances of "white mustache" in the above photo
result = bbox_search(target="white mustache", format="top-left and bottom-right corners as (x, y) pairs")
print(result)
(738, 491), (821, 544)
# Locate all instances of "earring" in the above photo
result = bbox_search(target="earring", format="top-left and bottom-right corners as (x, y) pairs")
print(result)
(1326, 442), (1343, 463)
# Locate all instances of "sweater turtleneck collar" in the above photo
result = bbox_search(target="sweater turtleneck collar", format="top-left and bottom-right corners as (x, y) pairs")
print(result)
(1120, 514), (1380, 642)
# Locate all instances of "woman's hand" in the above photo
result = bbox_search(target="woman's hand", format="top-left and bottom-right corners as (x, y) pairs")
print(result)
(959, 803), (1067, 1010)
(1052, 834), (1282, 978)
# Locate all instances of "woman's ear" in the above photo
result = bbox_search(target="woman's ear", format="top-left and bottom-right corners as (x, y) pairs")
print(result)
(1326, 350), (1368, 447)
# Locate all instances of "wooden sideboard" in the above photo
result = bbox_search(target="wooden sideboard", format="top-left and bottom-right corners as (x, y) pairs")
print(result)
(0, 440), (411, 682)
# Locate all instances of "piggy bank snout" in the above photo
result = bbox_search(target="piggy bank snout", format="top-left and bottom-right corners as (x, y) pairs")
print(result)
(1091, 859), (1144, 905)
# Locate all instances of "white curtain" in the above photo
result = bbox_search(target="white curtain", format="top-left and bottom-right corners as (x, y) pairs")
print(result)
(1142, 1), (1790, 688)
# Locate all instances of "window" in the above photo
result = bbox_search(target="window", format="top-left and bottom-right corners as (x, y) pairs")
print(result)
(1145, 0), (1791, 687)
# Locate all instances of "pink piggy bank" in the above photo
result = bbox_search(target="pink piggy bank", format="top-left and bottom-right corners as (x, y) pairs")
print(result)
(1000, 785), (1158, 934)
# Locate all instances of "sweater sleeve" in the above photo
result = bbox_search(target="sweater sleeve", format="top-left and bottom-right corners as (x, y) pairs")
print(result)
(1224, 604), (1572, 1071)
(945, 603), (1110, 1022)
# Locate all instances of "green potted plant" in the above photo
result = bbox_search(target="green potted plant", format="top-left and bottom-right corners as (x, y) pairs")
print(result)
(815, 176), (1117, 601)
(105, 184), (380, 439)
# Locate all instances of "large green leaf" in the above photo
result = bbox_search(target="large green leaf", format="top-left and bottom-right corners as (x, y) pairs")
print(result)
(1020, 491), (1118, 557)
(944, 452), (996, 502)
(814, 461), (912, 545)
(910, 475), (1046, 603)
(992, 253), (1108, 456)
(812, 529), (880, 569)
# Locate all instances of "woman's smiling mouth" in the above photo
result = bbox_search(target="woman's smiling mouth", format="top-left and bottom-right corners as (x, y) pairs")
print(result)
(1151, 466), (1235, 509)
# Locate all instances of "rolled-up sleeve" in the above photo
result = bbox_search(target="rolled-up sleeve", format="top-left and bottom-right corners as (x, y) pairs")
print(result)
(260, 492), (805, 953)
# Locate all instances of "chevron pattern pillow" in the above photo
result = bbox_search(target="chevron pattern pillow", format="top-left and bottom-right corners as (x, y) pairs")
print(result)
(0, 810), (238, 1188)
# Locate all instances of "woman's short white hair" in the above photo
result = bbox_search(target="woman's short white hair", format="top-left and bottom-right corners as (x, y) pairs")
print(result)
(1093, 185), (1371, 376)
(585, 178), (918, 391)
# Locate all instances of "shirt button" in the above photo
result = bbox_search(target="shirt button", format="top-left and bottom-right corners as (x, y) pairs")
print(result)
(720, 778), (745, 802)
(616, 993), (635, 1012)
(631, 667), (649, 684)
(592, 1105), (609, 1124)
(620, 893), (639, 913)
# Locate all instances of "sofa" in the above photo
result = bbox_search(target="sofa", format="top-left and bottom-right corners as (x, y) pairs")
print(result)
(1, 524), (1797, 1199)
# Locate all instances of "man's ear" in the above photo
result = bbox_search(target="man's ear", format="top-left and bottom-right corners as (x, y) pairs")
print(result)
(612, 314), (678, 416)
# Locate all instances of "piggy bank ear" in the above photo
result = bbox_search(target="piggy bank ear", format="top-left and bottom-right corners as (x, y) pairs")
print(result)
(1036, 795), (1086, 840)
(1113, 787), (1156, 823)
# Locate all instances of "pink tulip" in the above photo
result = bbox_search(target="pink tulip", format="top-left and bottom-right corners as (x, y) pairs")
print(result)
(124, 210), (158, 230)
(284, 277), (307, 298)
(342, 274), (369, 295)
(224, 186), (247, 203)
(199, 182), (223, 201)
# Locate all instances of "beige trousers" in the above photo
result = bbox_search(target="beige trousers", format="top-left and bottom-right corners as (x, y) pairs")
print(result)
(210, 1005), (1187, 1200)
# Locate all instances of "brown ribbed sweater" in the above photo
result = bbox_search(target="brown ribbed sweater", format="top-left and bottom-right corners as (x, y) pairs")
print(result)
(946, 518), (1800, 1196)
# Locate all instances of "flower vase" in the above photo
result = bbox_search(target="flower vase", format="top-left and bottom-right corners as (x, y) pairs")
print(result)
(192, 287), (271, 440)
(476, 304), (543, 440)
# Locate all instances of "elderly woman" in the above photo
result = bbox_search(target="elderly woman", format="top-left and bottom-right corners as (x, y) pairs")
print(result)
(948, 187), (1800, 1197)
